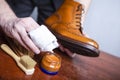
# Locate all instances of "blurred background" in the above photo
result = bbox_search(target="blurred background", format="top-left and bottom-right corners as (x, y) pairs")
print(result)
(31, 0), (120, 57)
(84, 0), (120, 57)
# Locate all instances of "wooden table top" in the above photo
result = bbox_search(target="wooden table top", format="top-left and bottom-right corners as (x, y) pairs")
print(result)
(0, 32), (120, 80)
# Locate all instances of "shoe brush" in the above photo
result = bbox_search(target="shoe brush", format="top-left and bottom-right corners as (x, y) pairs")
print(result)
(0, 44), (37, 75)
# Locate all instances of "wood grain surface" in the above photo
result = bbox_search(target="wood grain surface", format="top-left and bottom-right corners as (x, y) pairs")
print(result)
(0, 30), (120, 80)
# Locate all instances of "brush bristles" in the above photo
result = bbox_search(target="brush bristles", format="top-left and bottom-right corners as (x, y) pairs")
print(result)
(20, 55), (37, 69)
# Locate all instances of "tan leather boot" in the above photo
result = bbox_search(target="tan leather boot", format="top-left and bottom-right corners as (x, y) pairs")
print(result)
(45, 0), (100, 57)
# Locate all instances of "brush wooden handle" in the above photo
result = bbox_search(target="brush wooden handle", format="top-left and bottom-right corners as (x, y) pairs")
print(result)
(1, 44), (20, 61)
(1, 44), (35, 75)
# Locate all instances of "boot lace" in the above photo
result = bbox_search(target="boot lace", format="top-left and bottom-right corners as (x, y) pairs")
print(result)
(75, 4), (84, 34)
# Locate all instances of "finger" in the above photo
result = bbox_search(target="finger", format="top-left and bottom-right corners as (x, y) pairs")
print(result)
(64, 48), (77, 58)
(59, 44), (65, 52)
(17, 27), (40, 54)
(59, 43), (76, 58)
(11, 29), (30, 50)
(20, 17), (40, 32)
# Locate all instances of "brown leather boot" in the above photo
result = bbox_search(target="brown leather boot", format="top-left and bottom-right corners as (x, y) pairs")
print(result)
(45, 0), (100, 57)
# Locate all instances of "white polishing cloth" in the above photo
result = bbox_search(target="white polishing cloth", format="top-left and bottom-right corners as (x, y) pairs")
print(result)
(28, 25), (59, 52)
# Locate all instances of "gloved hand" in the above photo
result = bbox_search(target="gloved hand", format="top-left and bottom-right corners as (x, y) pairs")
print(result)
(1, 17), (40, 54)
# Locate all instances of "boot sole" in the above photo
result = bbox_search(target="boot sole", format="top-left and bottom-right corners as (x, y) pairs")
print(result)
(52, 31), (100, 57)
